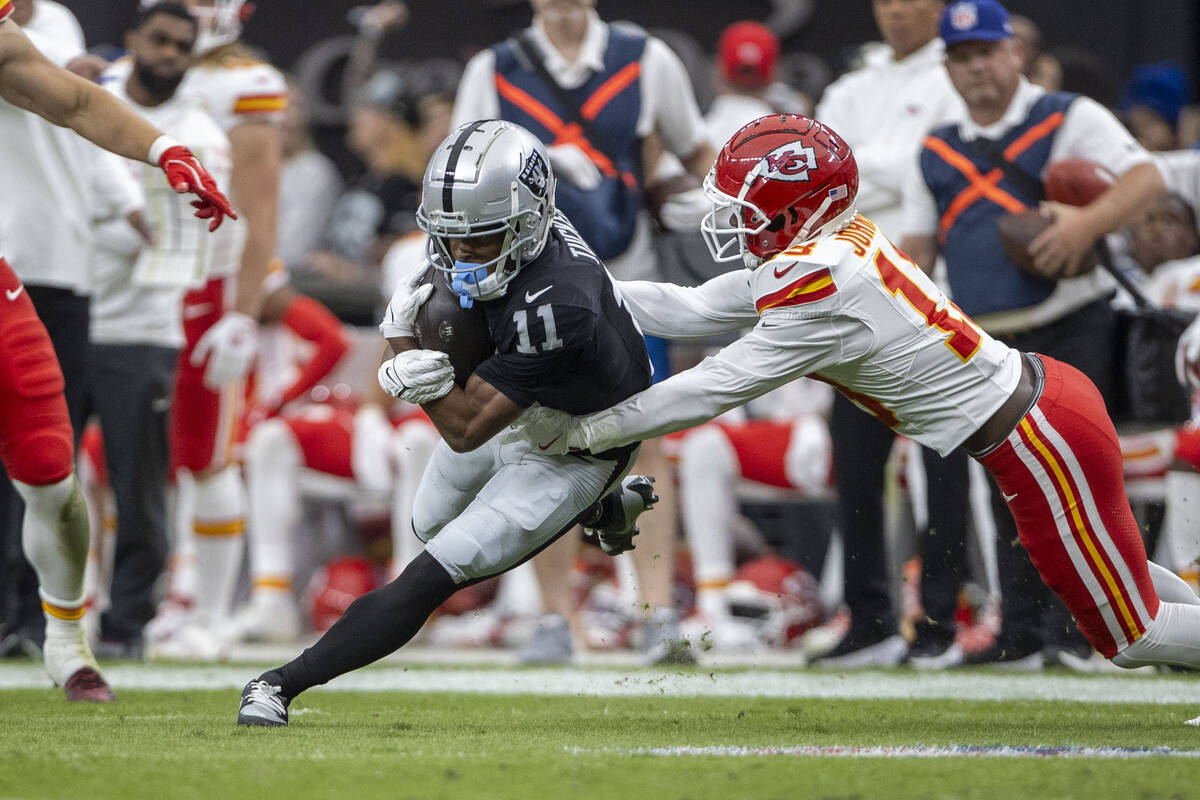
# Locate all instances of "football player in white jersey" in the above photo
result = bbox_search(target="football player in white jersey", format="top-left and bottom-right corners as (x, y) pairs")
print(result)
(122, 0), (288, 658)
(519, 113), (1200, 674)
(0, 0), (232, 699)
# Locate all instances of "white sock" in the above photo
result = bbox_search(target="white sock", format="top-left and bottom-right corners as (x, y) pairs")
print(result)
(1147, 560), (1200, 605)
(15, 475), (88, 604)
(678, 426), (737, 610)
(390, 421), (440, 577)
(1111, 600), (1200, 669)
(191, 465), (246, 624)
(245, 419), (300, 595)
(166, 470), (198, 603)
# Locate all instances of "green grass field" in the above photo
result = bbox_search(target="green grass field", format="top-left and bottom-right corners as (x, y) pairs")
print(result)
(3, 662), (1200, 800)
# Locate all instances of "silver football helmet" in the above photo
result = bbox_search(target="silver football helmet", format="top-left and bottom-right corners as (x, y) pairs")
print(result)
(416, 120), (556, 304)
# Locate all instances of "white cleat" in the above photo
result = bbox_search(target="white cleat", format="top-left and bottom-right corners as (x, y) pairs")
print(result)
(147, 621), (229, 662)
(228, 592), (301, 644)
(237, 679), (289, 727)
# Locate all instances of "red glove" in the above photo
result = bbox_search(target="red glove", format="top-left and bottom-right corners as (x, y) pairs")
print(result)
(151, 136), (238, 231)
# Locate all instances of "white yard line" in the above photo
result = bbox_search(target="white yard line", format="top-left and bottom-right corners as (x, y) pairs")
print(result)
(3, 657), (1200, 704)
(581, 745), (1200, 759)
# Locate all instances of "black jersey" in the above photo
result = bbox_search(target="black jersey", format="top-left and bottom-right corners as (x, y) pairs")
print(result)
(473, 213), (652, 415)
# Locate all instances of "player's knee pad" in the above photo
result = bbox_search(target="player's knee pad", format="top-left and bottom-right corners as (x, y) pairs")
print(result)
(5, 426), (74, 486)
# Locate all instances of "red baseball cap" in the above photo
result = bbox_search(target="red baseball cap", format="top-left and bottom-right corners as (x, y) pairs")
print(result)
(718, 21), (779, 89)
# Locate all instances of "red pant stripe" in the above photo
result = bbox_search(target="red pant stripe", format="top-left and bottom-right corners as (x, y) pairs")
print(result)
(1006, 418), (1131, 648)
(1026, 405), (1154, 630)
(1015, 411), (1145, 646)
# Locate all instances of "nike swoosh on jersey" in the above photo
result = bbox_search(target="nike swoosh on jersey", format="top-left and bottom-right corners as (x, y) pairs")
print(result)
(525, 286), (553, 303)
(773, 263), (795, 279)
(5, 285), (23, 301)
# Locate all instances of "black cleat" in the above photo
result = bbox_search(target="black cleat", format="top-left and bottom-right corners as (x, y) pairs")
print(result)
(237, 679), (290, 727)
(584, 475), (658, 556)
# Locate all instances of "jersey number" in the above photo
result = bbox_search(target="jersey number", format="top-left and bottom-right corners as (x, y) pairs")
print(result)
(513, 304), (564, 354)
(873, 249), (982, 362)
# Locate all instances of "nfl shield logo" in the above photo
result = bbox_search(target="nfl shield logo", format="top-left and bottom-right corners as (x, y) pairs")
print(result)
(949, 2), (978, 31)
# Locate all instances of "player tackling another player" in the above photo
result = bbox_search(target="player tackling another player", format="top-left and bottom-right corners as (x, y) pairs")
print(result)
(518, 113), (1200, 675)
(0, 0), (233, 700)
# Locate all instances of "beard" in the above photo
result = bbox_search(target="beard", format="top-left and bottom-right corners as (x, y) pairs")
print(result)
(133, 60), (186, 103)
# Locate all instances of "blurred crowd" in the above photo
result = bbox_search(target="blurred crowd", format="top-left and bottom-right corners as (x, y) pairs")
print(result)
(4, 0), (1200, 673)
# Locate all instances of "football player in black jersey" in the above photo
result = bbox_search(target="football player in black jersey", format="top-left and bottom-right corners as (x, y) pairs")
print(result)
(238, 120), (657, 726)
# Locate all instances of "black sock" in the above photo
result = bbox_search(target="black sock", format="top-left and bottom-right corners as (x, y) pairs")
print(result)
(264, 551), (458, 700)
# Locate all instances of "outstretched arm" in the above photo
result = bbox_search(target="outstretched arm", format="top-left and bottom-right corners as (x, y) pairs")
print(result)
(616, 269), (758, 339)
(0, 20), (157, 162)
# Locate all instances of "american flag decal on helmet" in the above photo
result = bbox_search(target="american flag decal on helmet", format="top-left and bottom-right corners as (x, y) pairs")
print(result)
(828, 185), (849, 200)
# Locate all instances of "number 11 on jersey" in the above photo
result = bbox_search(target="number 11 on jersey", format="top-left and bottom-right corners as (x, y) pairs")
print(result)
(514, 304), (564, 354)
(874, 248), (982, 362)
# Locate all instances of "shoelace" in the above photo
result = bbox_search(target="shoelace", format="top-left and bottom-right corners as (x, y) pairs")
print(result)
(243, 681), (286, 715)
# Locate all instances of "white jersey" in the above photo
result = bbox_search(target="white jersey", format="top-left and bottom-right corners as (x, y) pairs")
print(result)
(89, 79), (232, 346)
(589, 215), (1022, 456)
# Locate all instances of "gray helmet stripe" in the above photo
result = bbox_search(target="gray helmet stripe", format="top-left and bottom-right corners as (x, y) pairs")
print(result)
(441, 121), (486, 214)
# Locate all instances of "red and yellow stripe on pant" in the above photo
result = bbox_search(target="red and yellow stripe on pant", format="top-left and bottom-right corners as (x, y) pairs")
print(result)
(978, 354), (1159, 658)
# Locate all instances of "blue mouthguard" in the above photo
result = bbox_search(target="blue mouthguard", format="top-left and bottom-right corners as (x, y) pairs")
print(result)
(450, 262), (490, 309)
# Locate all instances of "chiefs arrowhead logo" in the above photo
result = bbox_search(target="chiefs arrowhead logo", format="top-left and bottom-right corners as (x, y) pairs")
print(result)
(760, 144), (818, 182)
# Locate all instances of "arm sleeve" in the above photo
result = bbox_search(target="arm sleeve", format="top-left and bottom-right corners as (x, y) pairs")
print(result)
(277, 295), (350, 408)
(451, 50), (500, 130)
(616, 270), (759, 338)
(580, 315), (847, 449)
(640, 37), (709, 158)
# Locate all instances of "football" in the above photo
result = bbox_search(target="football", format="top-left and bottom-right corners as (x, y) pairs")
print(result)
(996, 208), (1098, 279)
(1043, 159), (1116, 207)
(413, 265), (495, 388)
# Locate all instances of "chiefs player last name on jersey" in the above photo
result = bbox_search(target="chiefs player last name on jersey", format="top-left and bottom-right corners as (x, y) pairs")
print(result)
(519, 113), (1200, 675)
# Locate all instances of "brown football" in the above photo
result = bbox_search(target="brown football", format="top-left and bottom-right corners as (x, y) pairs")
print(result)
(1043, 159), (1115, 207)
(996, 209), (1098, 279)
(413, 266), (494, 388)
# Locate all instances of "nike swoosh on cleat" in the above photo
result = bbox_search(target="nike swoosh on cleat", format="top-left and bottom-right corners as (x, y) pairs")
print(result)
(773, 263), (795, 279)
(538, 435), (561, 451)
(525, 286), (553, 303)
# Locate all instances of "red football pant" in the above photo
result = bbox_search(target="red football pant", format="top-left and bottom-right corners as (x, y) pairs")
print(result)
(172, 277), (241, 473)
(978, 355), (1159, 657)
(0, 258), (73, 485)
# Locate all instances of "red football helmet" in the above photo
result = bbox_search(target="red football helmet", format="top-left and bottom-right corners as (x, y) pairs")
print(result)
(724, 554), (825, 647)
(701, 114), (859, 268)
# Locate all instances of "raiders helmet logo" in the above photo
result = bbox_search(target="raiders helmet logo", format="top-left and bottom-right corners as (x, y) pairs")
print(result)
(759, 144), (818, 182)
(518, 150), (550, 197)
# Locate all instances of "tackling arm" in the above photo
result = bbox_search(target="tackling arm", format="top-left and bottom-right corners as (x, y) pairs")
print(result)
(386, 336), (524, 452)
(616, 270), (759, 339)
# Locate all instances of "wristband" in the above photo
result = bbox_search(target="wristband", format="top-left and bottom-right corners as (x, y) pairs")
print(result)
(148, 134), (183, 165)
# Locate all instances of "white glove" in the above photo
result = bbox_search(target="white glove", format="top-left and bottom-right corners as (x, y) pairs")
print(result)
(516, 405), (585, 455)
(657, 186), (711, 232)
(547, 143), (602, 191)
(387, 265), (435, 339)
(377, 349), (455, 404)
(352, 404), (395, 495)
(1176, 316), (1200, 389)
(191, 311), (257, 390)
